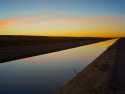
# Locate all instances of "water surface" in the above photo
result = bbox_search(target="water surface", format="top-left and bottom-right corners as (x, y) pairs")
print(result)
(0, 39), (117, 94)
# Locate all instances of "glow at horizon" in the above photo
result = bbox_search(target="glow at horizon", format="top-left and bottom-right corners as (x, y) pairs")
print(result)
(0, 0), (125, 37)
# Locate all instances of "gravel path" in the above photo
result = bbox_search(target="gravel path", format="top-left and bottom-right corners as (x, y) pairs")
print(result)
(109, 38), (125, 93)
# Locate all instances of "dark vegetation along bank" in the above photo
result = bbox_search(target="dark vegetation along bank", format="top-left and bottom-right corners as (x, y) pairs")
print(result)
(0, 35), (114, 63)
(55, 38), (125, 94)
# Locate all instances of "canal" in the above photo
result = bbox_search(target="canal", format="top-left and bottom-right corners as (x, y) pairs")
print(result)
(0, 39), (117, 94)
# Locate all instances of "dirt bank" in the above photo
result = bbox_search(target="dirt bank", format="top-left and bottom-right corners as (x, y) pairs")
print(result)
(55, 38), (120, 94)
(0, 39), (111, 63)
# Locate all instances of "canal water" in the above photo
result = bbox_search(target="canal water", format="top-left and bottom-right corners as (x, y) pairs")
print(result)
(0, 39), (117, 94)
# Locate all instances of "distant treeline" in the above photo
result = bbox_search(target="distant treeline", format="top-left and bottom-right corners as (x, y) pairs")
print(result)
(0, 35), (112, 47)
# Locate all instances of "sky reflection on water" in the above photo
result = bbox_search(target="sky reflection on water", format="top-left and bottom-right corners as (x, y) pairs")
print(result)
(0, 39), (117, 94)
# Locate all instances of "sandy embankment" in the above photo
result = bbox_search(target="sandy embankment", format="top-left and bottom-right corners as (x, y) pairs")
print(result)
(0, 39), (111, 63)
(55, 39), (120, 94)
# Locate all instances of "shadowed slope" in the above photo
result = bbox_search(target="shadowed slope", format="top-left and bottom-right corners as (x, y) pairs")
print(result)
(55, 38), (122, 94)
(0, 38), (112, 63)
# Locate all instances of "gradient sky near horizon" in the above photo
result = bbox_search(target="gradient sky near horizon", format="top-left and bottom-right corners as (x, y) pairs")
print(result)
(0, 0), (125, 37)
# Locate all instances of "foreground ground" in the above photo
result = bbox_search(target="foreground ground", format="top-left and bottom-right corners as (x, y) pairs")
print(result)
(55, 38), (125, 94)
(109, 37), (125, 93)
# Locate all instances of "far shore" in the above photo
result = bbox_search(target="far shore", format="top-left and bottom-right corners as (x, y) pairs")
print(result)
(0, 36), (113, 63)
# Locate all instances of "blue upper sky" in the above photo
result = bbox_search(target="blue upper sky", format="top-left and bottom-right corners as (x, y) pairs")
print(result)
(1, 0), (125, 17)
(0, 0), (125, 37)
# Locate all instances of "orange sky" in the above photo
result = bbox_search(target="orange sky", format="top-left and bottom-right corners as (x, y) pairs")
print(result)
(0, 0), (125, 37)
